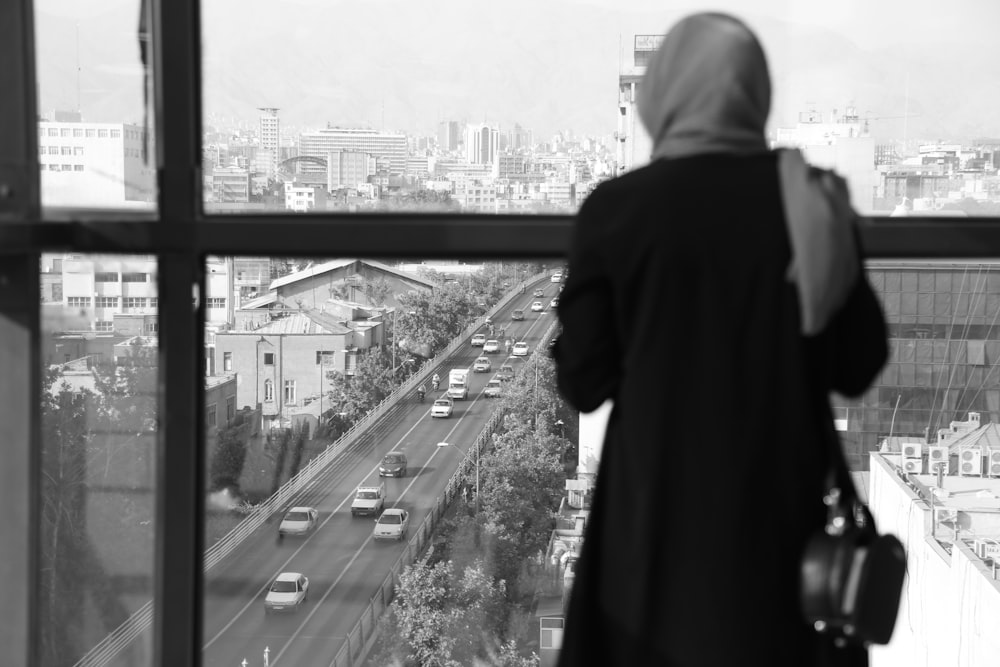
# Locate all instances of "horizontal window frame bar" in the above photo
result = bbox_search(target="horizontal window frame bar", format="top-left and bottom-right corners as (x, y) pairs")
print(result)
(4, 216), (1000, 259)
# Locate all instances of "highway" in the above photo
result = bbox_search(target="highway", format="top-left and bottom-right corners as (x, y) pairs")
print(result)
(199, 278), (561, 667)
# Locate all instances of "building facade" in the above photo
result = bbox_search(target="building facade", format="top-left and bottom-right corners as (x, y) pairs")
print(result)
(615, 35), (660, 175)
(299, 127), (408, 176)
(465, 124), (499, 165)
(258, 107), (280, 179)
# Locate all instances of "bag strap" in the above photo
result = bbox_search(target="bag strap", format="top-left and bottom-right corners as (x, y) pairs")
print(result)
(821, 420), (875, 533)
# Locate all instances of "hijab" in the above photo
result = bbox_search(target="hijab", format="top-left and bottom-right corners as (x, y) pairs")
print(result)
(637, 12), (859, 336)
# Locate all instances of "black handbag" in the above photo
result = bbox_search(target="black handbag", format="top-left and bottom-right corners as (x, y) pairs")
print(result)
(801, 433), (907, 647)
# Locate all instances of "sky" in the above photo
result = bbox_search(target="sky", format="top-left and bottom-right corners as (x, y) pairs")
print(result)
(33, 0), (1000, 142)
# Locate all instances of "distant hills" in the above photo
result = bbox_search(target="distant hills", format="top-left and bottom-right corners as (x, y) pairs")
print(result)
(34, 1), (1000, 143)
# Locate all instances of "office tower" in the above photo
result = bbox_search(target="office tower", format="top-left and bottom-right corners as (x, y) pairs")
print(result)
(465, 123), (499, 165)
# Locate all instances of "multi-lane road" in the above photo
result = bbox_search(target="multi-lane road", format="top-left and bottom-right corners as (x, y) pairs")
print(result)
(200, 279), (561, 667)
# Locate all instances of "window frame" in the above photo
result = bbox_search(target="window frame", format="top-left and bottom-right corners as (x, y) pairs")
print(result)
(3, 1), (1000, 667)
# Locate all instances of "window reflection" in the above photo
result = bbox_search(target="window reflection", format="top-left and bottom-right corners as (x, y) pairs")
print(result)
(39, 253), (157, 666)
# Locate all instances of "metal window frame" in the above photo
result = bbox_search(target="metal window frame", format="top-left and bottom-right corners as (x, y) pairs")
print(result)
(4, 1), (1000, 666)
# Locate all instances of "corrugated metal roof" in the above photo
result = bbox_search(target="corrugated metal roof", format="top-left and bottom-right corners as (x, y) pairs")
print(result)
(252, 312), (350, 335)
(946, 423), (1000, 455)
(268, 258), (435, 291)
(239, 292), (278, 309)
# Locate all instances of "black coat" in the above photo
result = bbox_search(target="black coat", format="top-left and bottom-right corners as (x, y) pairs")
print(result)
(553, 153), (887, 666)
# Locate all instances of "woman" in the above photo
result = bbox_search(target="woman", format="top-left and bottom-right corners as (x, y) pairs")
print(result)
(553, 13), (887, 667)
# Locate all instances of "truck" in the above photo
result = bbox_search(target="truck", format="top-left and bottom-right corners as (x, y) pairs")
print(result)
(351, 482), (385, 517)
(447, 368), (469, 400)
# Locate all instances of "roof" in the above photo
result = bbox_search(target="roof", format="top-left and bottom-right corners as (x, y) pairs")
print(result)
(251, 311), (351, 335)
(275, 572), (302, 581)
(946, 423), (1000, 455)
(269, 258), (435, 291)
(239, 292), (279, 310)
(287, 506), (314, 513)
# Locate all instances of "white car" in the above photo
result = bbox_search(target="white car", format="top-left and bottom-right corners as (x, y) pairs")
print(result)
(531, 301), (544, 312)
(511, 342), (529, 357)
(278, 506), (319, 537)
(351, 483), (386, 517)
(431, 397), (454, 418)
(484, 378), (502, 398)
(373, 508), (410, 541)
(471, 333), (486, 346)
(551, 273), (562, 283)
(473, 356), (491, 373)
(264, 572), (309, 614)
(483, 339), (500, 353)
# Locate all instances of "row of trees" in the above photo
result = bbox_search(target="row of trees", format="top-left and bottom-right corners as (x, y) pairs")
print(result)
(371, 352), (577, 666)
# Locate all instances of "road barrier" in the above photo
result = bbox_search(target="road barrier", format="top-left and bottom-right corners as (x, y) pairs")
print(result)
(74, 272), (554, 667)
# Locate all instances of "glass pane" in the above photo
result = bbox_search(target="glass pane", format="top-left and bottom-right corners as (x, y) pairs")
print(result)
(202, 257), (573, 664)
(200, 1), (1000, 216)
(34, 1), (156, 211)
(39, 253), (157, 665)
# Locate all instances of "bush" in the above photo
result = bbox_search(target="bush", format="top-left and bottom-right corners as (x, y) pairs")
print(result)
(209, 427), (248, 493)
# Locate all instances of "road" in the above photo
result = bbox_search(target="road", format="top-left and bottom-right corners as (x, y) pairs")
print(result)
(199, 278), (561, 667)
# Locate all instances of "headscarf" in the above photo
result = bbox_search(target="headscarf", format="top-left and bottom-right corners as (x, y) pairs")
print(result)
(637, 12), (859, 335)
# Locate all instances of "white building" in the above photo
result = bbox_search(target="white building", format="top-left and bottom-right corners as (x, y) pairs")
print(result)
(327, 150), (375, 191)
(466, 124), (499, 165)
(258, 107), (280, 179)
(284, 182), (325, 212)
(299, 127), (407, 176)
(867, 450), (1000, 667)
(38, 119), (156, 208)
(209, 166), (250, 203)
(615, 35), (660, 176)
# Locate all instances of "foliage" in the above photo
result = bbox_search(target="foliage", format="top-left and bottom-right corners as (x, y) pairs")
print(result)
(210, 425), (249, 492)
(324, 345), (409, 423)
(396, 282), (484, 356)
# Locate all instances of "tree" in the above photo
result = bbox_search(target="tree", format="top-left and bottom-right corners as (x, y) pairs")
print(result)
(397, 282), (481, 356)
(392, 560), (461, 666)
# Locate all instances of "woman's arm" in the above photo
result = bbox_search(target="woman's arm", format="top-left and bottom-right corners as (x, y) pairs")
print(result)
(554, 190), (622, 412)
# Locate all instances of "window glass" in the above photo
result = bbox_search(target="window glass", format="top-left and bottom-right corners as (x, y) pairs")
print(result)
(39, 253), (157, 666)
(34, 1), (156, 211)
(199, 0), (1000, 217)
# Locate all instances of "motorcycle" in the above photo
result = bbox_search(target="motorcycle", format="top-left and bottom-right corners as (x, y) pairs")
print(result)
(431, 377), (440, 391)
(417, 387), (426, 403)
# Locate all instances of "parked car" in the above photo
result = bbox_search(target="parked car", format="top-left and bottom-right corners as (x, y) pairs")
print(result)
(485, 378), (503, 397)
(278, 506), (319, 537)
(531, 301), (544, 312)
(511, 342), (529, 357)
(471, 333), (486, 346)
(264, 572), (309, 614)
(473, 356), (492, 372)
(511, 309), (525, 321)
(379, 451), (408, 478)
(373, 508), (410, 541)
(351, 483), (386, 517)
(483, 339), (500, 353)
(431, 397), (454, 418)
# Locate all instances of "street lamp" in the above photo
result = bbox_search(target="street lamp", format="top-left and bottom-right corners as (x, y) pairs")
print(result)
(437, 441), (479, 514)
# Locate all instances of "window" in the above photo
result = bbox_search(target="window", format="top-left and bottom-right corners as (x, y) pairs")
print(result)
(67, 297), (91, 308)
(122, 272), (148, 283)
(206, 297), (226, 309)
(264, 379), (274, 402)
(60, 128), (70, 137)
(226, 396), (235, 423)
(73, 165), (84, 172)
(60, 146), (71, 155)
(123, 297), (147, 311)
(94, 320), (114, 332)
(263, 352), (274, 365)
(316, 350), (334, 365)
(206, 404), (216, 428)
(94, 272), (119, 282)
(85, 128), (96, 138)
(223, 351), (232, 371)
(73, 128), (83, 137)
(97, 129), (108, 138)
(146, 322), (158, 333)
(47, 146), (57, 154)
(46, 128), (57, 136)
(95, 297), (118, 308)
(73, 146), (83, 155)
(111, 129), (121, 138)
(283, 380), (296, 404)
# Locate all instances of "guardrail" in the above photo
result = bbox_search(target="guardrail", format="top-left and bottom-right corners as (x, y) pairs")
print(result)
(74, 271), (554, 667)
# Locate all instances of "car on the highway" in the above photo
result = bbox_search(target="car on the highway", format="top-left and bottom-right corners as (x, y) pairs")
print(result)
(511, 342), (529, 357)
(471, 333), (486, 347)
(431, 397), (454, 418)
(483, 339), (500, 353)
(551, 272), (562, 283)
(497, 362), (515, 382)
(351, 483), (386, 517)
(373, 508), (410, 541)
(531, 301), (544, 312)
(264, 572), (309, 614)
(511, 309), (525, 321)
(278, 506), (319, 537)
(379, 451), (408, 478)
(550, 297), (559, 309)
(484, 378), (502, 397)
(533, 288), (544, 297)
(473, 356), (491, 372)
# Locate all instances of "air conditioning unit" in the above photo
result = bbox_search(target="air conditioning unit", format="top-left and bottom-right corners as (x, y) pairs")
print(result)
(959, 447), (983, 476)
(927, 446), (949, 475)
(902, 457), (923, 474)
(902, 442), (923, 460)
(988, 449), (1000, 478)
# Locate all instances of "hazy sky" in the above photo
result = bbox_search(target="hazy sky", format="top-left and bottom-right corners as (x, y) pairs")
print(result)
(34, 0), (1000, 141)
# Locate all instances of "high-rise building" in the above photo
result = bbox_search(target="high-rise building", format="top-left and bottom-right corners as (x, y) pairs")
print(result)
(465, 123), (499, 165)
(299, 127), (408, 176)
(38, 119), (156, 207)
(258, 107), (280, 178)
(437, 120), (460, 152)
(615, 35), (661, 175)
